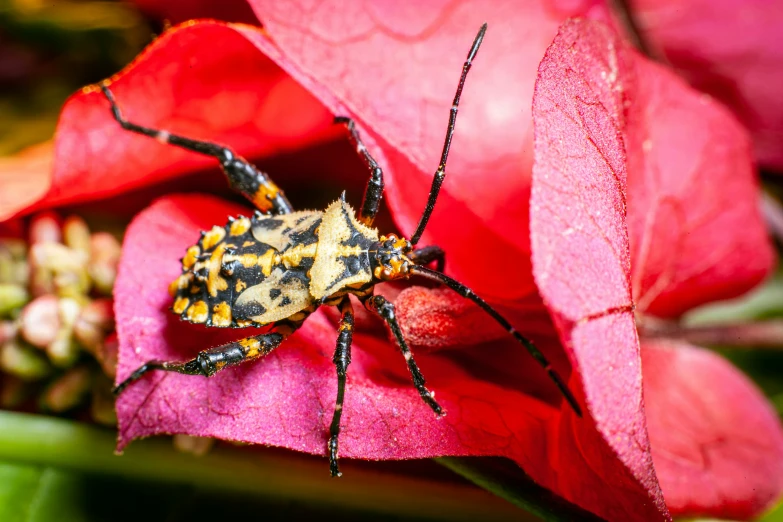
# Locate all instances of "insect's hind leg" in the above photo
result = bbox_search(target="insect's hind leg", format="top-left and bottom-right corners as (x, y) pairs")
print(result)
(335, 117), (384, 227)
(113, 320), (302, 395)
(363, 294), (443, 415)
(328, 297), (354, 477)
(409, 245), (446, 272)
(101, 84), (293, 215)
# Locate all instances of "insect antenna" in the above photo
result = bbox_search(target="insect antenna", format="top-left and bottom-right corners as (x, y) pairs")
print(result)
(410, 23), (487, 245)
(410, 265), (583, 417)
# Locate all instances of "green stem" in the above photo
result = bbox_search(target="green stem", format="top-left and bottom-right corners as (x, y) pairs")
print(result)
(639, 317), (783, 349)
(438, 457), (606, 522)
(0, 411), (528, 522)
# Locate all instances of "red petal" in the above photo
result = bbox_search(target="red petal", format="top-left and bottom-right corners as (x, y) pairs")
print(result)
(643, 340), (783, 519)
(531, 19), (667, 519)
(626, 56), (774, 317)
(629, 0), (783, 170)
(244, 0), (613, 299)
(16, 21), (335, 219)
(0, 142), (52, 221)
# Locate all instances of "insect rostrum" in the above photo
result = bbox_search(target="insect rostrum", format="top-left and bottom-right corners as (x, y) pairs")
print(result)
(108, 23), (581, 478)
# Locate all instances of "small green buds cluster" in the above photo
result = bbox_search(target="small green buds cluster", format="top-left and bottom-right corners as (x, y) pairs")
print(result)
(0, 211), (121, 425)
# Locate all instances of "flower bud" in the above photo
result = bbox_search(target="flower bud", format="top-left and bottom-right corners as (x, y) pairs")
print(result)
(40, 365), (92, 412)
(20, 294), (59, 348)
(89, 232), (121, 295)
(46, 297), (82, 367)
(0, 284), (28, 316)
(29, 212), (61, 245)
(1, 339), (52, 381)
(173, 434), (214, 456)
(73, 298), (114, 354)
(62, 215), (91, 256)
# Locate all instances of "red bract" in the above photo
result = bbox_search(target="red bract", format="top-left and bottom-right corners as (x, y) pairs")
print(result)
(628, 0), (783, 171)
(531, 17), (781, 520)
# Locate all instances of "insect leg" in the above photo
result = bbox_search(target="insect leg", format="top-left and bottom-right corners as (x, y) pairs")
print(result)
(409, 244), (446, 272)
(101, 84), (293, 215)
(410, 265), (583, 417)
(112, 318), (304, 395)
(410, 24), (487, 245)
(335, 117), (384, 226)
(363, 294), (443, 415)
(328, 297), (354, 477)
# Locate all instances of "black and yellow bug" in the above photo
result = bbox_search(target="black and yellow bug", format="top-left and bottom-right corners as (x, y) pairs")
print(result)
(108, 24), (582, 477)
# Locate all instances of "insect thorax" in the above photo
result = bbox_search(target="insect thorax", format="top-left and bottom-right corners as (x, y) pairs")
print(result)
(168, 199), (379, 328)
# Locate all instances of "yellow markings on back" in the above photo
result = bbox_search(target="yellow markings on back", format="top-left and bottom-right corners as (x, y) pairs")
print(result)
(186, 300), (209, 323)
(169, 273), (193, 296)
(211, 302), (232, 327)
(310, 199), (378, 299)
(222, 249), (277, 277)
(236, 279), (247, 292)
(173, 297), (189, 314)
(201, 225), (226, 250)
(206, 243), (229, 297)
(239, 337), (261, 358)
(182, 246), (200, 269)
(280, 243), (317, 269)
(259, 250), (276, 276)
(229, 216), (251, 236)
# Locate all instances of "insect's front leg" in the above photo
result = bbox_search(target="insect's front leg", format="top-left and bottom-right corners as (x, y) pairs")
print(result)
(335, 117), (384, 226)
(101, 84), (293, 215)
(113, 317), (305, 395)
(362, 294), (443, 415)
(328, 297), (354, 477)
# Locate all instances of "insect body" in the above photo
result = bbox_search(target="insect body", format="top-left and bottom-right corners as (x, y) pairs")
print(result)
(108, 24), (582, 478)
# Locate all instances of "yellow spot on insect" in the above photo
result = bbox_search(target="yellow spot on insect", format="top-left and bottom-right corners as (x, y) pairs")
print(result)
(235, 320), (253, 327)
(182, 246), (200, 269)
(169, 273), (194, 296)
(281, 243), (317, 268)
(239, 337), (261, 358)
(230, 217), (251, 236)
(252, 182), (281, 211)
(173, 297), (190, 314)
(338, 322), (353, 332)
(216, 361), (226, 370)
(211, 302), (232, 327)
(243, 240), (255, 247)
(201, 226), (226, 250)
(206, 244), (229, 297)
(186, 301), (209, 323)
(236, 279), (247, 292)
(258, 249), (276, 276)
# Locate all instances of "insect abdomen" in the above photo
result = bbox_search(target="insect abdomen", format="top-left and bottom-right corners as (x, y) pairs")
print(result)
(169, 211), (324, 328)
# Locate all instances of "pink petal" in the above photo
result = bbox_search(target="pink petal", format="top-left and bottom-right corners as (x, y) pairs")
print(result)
(643, 340), (783, 519)
(628, 0), (783, 170)
(531, 18), (668, 520)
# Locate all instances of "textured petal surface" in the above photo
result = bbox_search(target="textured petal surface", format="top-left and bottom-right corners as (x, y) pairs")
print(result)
(643, 340), (783, 519)
(246, 0), (612, 300)
(531, 18), (667, 521)
(626, 56), (773, 318)
(629, 0), (783, 170)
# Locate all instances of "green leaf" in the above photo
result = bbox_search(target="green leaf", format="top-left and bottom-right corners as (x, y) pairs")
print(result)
(0, 411), (538, 521)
